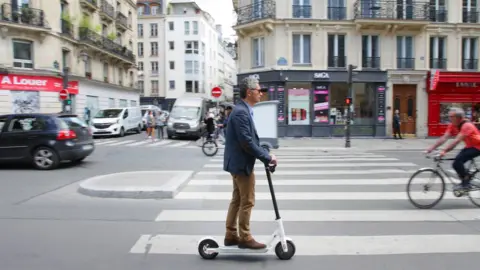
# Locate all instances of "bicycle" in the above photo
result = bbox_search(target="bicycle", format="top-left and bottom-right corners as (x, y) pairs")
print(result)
(406, 150), (480, 209)
(202, 133), (218, 157)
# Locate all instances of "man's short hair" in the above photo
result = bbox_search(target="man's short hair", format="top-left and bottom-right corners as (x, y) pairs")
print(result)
(449, 107), (465, 118)
(239, 77), (258, 99)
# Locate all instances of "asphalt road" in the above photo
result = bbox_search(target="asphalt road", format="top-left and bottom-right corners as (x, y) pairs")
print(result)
(1, 143), (480, 270)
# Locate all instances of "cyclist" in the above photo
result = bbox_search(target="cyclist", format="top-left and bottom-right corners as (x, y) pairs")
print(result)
(204, 112), (216, 140)
(426, 107), (480, 194)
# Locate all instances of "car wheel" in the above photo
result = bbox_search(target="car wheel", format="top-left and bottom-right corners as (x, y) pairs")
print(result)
(137, 125), (142, 133)
(119, 127), (125, 137)
(32, 147), (60, 170)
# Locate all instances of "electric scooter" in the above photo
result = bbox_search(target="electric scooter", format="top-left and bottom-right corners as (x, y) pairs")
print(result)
(197, 164), (296, 260)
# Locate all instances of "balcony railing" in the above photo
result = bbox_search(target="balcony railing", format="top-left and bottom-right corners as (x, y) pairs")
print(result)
(362, 57), (380, 69)
(78, 27), (135, 62)
(353, 0), (430, 21)
(462, 59), (478, 70)
(462, 8), (479, 23)
(100, 0), (115, 19)
(328, 56), (346, 68)
(292, 5), (311, 18)
(236, 0), (275, 25)
(430, 58), (447, 69)
(430, 8), (447, 22)
(328, 7), (346, 20)
(0, 3), (45, 27)
(397, 58), (415, 69)
(116, 11), (128, 28)
(61, 19), (74, 38)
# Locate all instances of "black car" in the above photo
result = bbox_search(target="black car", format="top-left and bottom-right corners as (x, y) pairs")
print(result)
(0, 113), (95, 170)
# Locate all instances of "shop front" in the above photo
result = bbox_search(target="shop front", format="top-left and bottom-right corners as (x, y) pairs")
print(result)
(0, 74), (78, 115)
(427, 70), (480, 137)
(236, 70), (388, 137)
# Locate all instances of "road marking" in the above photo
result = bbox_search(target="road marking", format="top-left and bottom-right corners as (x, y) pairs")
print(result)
(126, 141), (151, 146)
(208, 157), (399, 162)
(155, 209), (480, 222)
(186, 178), (421, 186)
(203, 162), (417, 168)
(148, 140), (173, 147)
(195, 169), (410, 175)
(173, 191), (456, 200)
(94, 140), (117, 145)
(105, 140), (136, 146)
(213, 153), (382, 157)
(166, 142), (191, 148)
(130, 234), (480, 255)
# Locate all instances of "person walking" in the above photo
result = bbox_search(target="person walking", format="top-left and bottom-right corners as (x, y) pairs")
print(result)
(223, 77), (277, 249)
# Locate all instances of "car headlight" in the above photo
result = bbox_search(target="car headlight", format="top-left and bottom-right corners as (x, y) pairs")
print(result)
(167, 122), (173, 127)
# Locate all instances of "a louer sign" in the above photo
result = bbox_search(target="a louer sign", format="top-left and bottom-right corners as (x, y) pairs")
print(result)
(1, 76), (48, 86)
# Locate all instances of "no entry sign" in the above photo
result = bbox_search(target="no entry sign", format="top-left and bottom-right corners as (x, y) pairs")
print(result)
(59, 89), (69, 100)
(211, 86), (222, 98)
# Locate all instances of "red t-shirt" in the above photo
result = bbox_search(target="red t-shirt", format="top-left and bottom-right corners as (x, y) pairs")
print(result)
(446, 122), (480, 149)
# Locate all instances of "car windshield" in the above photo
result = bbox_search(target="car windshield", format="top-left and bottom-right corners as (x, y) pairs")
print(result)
(58, 116), (88, 128)
(170, 106), (200, 120)
(95, 109), (122, 118)
(141, 109), (148, 116)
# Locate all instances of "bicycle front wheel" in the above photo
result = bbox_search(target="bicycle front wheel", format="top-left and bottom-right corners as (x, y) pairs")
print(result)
(202, 140), (218, 157)
(406, 168), (445, 209)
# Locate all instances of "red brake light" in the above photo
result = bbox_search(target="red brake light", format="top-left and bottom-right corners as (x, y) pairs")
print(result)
(57, 129), (77, 140)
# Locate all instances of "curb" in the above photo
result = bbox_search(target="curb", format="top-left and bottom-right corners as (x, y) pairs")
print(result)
(77, 171), (194, 199)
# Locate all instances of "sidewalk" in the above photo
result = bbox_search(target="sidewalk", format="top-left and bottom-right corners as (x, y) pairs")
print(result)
(278, 138), (444, 151)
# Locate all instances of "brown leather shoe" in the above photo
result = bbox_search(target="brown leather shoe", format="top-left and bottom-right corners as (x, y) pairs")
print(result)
(224, 237), (239, 246)
(238, 238), (267, 249)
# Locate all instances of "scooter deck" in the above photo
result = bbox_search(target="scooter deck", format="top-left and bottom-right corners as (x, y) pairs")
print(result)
(207, 246), (272, 254)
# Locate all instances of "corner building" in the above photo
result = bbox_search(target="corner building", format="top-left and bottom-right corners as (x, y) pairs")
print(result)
(0, 0), (138, 116)
(233, 0), (480, 138)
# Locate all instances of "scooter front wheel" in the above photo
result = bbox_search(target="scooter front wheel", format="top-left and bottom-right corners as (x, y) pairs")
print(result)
(275, 240), (296, 260)
(198, 239), (219, 259)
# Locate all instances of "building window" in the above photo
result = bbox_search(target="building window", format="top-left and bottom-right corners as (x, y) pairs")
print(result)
(151, 5), (159, 15)
(328, 0), (346, 20)
(138, 24), (143, 37)
(252, 37), (265, 67)
(440, 103), (474, 124)
(185, 60), (193, 74)
(194, 61), (199, 74)
(151, 61), (158, 74)
(150, 42), (158, 56)
(150, 23), (158, 37)
(193, 21), (198, 34)
(202, 42), (205, 55)
(169, 80), (175, 90)
(169, 41), (174, 50)
(292, 0), (311, 18)
(138, 80), (144, 95)
(185, 41), (199, 54)
(62, 49), (69, 69)
(462, 37), (478, 70)
(463, 0), (478, 23)
(429, 36), (447, 69)
(138, 42), (143, 56)
(137, 5), (144, 15)
(327, 34), (345, 68)
(293, 34), (311, 65)
(185, 81), (199, 93)
(396, 36), (414, 69)
(168, 21), (174, 30)
(184, 21), (190, 35)
(169, 61), (175, 70)
(138, 62), (143, 71)
(151, 80), (159, 95)
(103, 63), (108, 82)
(13, 40), (33, 68)
(361, 35), (380, 69)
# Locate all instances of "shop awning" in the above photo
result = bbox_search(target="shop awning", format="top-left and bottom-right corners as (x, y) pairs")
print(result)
(430, 70), (480, 90)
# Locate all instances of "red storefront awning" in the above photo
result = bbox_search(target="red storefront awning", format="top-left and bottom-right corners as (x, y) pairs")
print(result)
(430, 71), (480, 90)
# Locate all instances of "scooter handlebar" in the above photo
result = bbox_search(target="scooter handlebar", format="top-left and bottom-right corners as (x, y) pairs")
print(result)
(266, 164), (276, 173)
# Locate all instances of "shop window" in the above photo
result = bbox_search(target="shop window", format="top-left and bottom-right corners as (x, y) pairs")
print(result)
(353, 83), (375, 125)
(329, 83), (348, 125)
(285, 82), (311, 125)
(13, 39), (33, 69)
(11, 91), (39, 113)
(313, 85), (329, 123)
(407, 96), (414, 117)
(439, 103), (473, 124)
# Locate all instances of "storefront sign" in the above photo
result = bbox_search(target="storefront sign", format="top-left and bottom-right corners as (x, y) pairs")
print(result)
(0, 75), (79, 94)
(456, 82), (477, 87)
(377, 86), (386, 123)
(277, 87), (285, 122)
(313, 72), (329, 79)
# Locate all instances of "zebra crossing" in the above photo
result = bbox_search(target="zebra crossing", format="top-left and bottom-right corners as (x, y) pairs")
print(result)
(94, 138), (195, 148)
(129, 148), (480, 257)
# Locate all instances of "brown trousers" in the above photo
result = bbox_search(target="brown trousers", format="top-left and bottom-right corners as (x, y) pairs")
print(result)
(225, 171), (256, 241)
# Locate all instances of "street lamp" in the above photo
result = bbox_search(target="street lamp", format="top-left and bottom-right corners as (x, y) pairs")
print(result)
(345, 64), (358, 148)
(80, 51), (89, 62)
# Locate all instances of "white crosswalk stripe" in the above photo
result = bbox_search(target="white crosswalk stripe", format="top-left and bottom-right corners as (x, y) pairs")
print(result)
(129, 148), (480, 257)
(93, 139), (195, 148)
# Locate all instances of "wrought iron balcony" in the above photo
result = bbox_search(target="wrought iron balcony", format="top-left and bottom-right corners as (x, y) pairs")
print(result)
(462, 8), (479, 23)
(80, 0), (98, 11)
(100, 0), (115, 19)
(397, 58), (415, 69)
(430, 58), (447, 69)
(353, 0), (430, 21)
(78, 27), (135, 63)
(430, 8), (447, 22)
(236, 0), (275, 25)
(0, 3), (46, 28)
(328, 7), (346, 20)
(362, 57), (380, 69)
(61, 19), (74, 38)
(116, 11), (128, 29)
(462, 59), (478, 70)
(292, 5), (311, 18)
(328, 56), (346, 68)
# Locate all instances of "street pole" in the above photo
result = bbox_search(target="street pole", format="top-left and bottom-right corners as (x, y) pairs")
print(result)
(62, 67), (70, 113)
(345, 64), (355, 148)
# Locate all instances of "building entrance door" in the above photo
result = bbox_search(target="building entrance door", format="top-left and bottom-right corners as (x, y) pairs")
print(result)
(393, 84), (417, 135)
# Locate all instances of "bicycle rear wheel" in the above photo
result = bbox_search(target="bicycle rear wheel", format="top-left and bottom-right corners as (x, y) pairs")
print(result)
(202, 140), (218, 157)
(468, 171), (480, 207)
(406, 168), (445, 209)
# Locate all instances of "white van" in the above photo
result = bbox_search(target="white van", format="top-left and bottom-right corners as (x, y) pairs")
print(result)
(91, 107), (142, 137)
(167, 97), (208, 139)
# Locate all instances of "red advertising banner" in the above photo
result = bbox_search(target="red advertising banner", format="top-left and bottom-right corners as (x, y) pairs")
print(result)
(0, 74), (79, 94)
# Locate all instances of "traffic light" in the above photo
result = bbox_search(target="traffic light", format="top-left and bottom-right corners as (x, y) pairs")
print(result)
(345, 97), (352, 105)
(64, 99), (72, 105)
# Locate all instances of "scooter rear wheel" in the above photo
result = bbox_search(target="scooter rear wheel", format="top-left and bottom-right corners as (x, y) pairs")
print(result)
(275, 240), (296, 260)
(198, 239), (219, 259)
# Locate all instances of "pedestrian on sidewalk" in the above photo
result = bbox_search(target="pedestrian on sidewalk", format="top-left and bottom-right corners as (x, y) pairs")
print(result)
(393, 109), (403, 139)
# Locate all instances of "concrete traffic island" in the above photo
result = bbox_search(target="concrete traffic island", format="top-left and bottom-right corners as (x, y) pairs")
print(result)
(77, 171), (194, 199)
